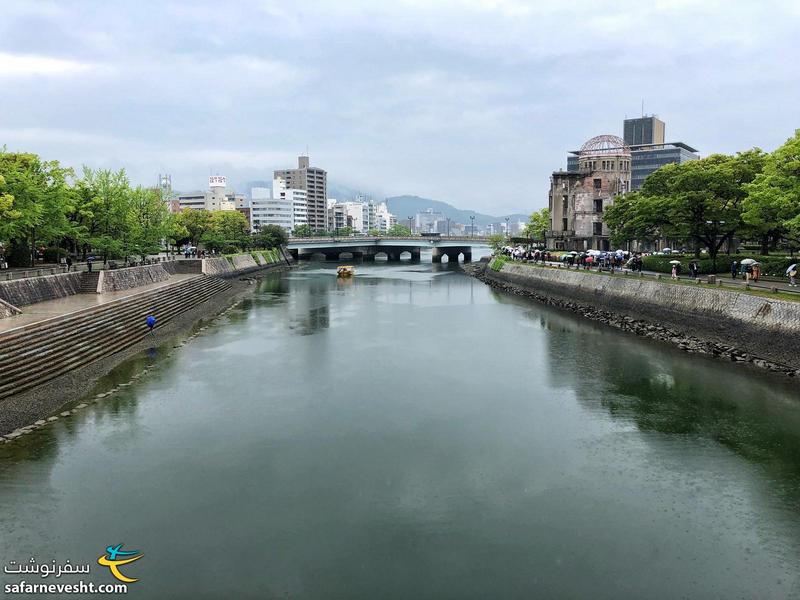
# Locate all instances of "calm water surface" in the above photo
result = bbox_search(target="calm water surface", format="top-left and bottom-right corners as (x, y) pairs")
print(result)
(2, 261), (800, 599)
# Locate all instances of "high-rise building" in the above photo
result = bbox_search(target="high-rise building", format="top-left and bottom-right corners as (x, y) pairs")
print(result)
(250, 179), (309, 234)
(623, 115), (665, 146)
(274, 156), (327, 232)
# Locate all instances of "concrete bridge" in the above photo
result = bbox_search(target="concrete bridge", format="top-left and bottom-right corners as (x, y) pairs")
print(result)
(286, 236), (490, 263)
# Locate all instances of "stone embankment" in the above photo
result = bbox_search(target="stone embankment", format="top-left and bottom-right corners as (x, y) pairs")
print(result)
(472, 260), (800, 376)
(97, 264), (171, 292)
(0, 272), (84, 308)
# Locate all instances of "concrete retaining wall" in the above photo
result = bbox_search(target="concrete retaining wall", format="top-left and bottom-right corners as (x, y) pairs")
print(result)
(202, 252), (283, 278)
(202, 258), (236, 276)
(0, 272), (83, 307)
(163, 260), (203, 275)
(98, 264), (171, 293)
(486, 262), (800, 370)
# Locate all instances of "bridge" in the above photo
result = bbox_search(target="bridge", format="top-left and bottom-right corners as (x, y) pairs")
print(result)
(286, 236), (490, 263)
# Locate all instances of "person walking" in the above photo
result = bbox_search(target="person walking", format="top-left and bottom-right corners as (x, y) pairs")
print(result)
(146, 315), (156, 336)
(789, 266), (797, 287)
(87, 256), (94, 272)
(730, 260), (738, 279)
(66, 256), (73, 272)
(752, 263), (761, 282)
(671, 264), (678, 280)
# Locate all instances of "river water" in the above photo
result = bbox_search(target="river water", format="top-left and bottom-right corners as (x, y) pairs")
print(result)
(2, 260), (800, 599)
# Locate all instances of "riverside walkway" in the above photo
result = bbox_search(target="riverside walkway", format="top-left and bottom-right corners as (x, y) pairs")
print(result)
(528, 259), (800, 296)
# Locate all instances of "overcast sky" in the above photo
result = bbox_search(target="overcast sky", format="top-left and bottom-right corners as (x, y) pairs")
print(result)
(1, 0), (798, 214)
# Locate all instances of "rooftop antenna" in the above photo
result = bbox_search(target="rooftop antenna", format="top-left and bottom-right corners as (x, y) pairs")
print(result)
(641, 99), (644, 117)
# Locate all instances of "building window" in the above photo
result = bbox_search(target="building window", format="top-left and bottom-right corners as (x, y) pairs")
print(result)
(593, 222), (603, 235)
(593, 179), (602, 190)
(594, 199), (603, 212)
(562, 217), (568, 231)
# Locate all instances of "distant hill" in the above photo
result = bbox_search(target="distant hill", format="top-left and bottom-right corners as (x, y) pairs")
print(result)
(386, 195), (528, 227)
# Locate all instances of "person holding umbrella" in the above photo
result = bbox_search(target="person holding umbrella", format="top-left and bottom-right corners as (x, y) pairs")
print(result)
(788, 264), (797, 287)
(669, 259), (681, 279)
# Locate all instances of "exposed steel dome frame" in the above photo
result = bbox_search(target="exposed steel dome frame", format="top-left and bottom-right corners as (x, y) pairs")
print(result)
(579, 135), (630, 156)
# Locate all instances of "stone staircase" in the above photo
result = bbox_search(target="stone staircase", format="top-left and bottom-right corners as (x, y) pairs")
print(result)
(79, 271), (100, 293)
(0, 275), (231, 399)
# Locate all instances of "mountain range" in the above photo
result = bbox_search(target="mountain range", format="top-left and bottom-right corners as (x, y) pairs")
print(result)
(385, 195), (528, 227)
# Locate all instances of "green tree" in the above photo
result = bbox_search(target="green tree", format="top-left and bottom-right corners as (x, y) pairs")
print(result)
(387, 223), (411, 236)
(604, 150), (766, 261)
(253, 224), (288, 249)
(368, 228), (381, 236)
(292, 224), (313, 237)
(127, 186), (169, 259)
(523, 208), (550, 240)
(0, 151), (73, 266)
(488, 233), (505, 253)
(204, 210), (250, 251)
(743, 130), (800, 254)
(74, 167), (133, 263)
(176, 208), (212, 247)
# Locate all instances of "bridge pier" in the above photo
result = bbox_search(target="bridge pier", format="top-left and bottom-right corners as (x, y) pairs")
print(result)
(463, 250), (472, 263)
(387, 251), (401, 262)
(432, 247), (443, 263)
(410, 248), (421, 262)
(324, 252), (339, 261)
(362, 251), (376, 262)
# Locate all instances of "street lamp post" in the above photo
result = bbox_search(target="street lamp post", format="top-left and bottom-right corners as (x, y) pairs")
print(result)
(407, 216), (413, 236)
(446, 217), (451, 238)
(470, 215), (475, 238)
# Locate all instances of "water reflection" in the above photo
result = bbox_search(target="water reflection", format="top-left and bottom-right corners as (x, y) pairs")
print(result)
(1, 262), (799, 598)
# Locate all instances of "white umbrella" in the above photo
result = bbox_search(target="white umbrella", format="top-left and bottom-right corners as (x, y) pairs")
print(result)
(662, 247), (672, 253)
(569, 251), (579, 255)
(740, 258), (758, 265)
(669, 260), (681, 265)
(786, 264), (797, 274)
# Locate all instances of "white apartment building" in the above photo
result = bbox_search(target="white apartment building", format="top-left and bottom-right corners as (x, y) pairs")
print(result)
(375, 202), (397, 233)
(251, 187), (292, 233)
(252, 177), (309, 234)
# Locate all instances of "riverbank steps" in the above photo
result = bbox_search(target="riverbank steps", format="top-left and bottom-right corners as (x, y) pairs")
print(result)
(0, 292), (245, 445)
(0, 275), (232, 399)
(472, 260), (800, 377)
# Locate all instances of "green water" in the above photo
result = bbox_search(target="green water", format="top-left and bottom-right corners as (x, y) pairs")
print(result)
(1, 262), (800, 599)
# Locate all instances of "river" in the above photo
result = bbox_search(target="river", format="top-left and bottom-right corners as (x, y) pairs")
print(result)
(1, 260), (799, 599)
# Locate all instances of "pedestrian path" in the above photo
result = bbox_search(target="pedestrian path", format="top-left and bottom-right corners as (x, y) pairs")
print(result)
(535, 260), (800, 296)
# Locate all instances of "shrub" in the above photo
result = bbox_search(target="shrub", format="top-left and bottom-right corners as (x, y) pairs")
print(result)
(642, 254), (795, 276)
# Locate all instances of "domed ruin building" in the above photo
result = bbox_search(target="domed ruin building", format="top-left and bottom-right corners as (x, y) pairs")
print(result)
(547, 135), (631, 252)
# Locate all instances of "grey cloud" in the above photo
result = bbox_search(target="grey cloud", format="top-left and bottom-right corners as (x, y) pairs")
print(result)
(0, 0), (797, 215)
